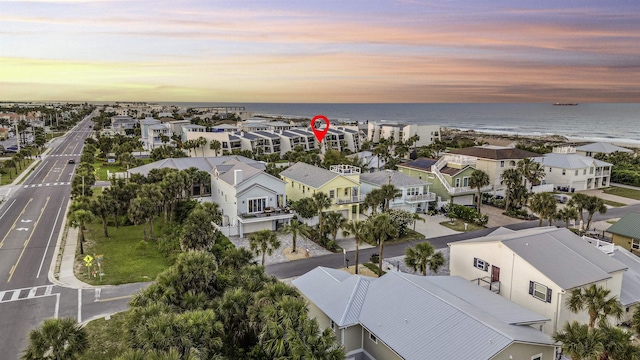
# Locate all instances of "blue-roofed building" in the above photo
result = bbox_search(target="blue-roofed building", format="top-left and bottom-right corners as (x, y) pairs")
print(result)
(293, 267), (556, 360)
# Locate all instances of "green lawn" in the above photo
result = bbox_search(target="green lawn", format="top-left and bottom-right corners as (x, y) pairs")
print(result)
(77, 221), (169, 285)
(602, 199), (626, 208)
(440, 219), (486, 232)
(362, 263), (385, 277)
(0, 159), (35, 185)
(603, 186), (640, 201)
(78, 311), (129, 360)
(92, 162), (124, 181)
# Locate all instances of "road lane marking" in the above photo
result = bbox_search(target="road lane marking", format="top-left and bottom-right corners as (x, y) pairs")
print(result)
(94, 288), (101, 302)
(37, 199), (64, 278)
(0, 199), (17, 221)
(42, 160), (59, 183)
(28, 288), (37, 298)
(11, 291), (20, 301)
(78, 288), (82, 323)
(0, 198), (33, 250)
(95, 294), (135, 302)
(7, 197), (50, 283)
(54, 293), (60, 319)
(45, 285), (53, 296)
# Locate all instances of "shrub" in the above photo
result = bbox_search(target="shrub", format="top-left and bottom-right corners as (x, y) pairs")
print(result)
(326, 240), (341, 253)
(370, 253), (379, 263)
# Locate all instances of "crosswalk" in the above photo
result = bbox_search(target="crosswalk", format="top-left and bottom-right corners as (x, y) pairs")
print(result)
(0, 285), (54, 303)
(24, 182), (71, 188)
(48, 154), (81, 157)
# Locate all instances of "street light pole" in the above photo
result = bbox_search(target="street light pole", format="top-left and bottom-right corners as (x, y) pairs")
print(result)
(343, 248), (346, 268)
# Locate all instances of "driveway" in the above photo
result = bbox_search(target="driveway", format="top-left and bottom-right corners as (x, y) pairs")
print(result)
(480, 204), (525, 228)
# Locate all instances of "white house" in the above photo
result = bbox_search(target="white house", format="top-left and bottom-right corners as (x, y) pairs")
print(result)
(449, 226), (628, 335)
(293, 267), (557, 360)
(360, 170), (435, 213)
(533, 147), (613, 191)
(367, 122), (441, 147)
(210, 158), (293, 237)
(575, 142), (632, 157)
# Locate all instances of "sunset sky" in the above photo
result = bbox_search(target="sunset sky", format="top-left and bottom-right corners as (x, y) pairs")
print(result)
(1, 0), (639, 103)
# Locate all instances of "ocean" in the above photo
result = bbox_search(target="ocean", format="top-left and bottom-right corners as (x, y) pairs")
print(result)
(161, 102), (640, 146)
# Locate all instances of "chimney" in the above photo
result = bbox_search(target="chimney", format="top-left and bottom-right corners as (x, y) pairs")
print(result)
(234, 169), (243, 186)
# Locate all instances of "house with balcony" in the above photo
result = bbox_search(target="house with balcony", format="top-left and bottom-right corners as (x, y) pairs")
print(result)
(607, 212), (640, 254)
(360, 170), (435, 213)
(449, 146), (541, 193)
(280, 162), (363, 221)
(575, 142), (632, 157)
(533, 147), (613, 191)
(293, 267), (556, 360)
(283, 129), (318, 152)
(397, 157), (483, 208)
(236, 131), (279, 156)
(448, 226), (628, 336)
(367, 122), (441, 147)
(110, 115), (137, 135)
(210, 158), (293, 237)
(147, 123), (172, 150)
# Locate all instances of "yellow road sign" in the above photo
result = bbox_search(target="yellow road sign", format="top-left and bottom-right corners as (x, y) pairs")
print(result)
(84, 255), (94, 264)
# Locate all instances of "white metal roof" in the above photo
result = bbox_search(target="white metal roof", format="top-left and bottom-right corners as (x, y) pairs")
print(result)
(534, 152), (612, 169)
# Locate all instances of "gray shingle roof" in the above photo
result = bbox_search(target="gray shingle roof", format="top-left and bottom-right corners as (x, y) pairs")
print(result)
(533, 153), (612, 169)
(611, 247), (640, 307)
(455, 227), (627, 289)
(360, 170), (430, 187)
(214, 159), (263, 186)
(398, 158), (438, 171)
(127, 156), (264, 177)
(607, 212), (640, 239)
(450, 146), (539, 160)
(279, 162), (340, 189)
(293, 268), (554, 360)
(576, 142), (632, 154)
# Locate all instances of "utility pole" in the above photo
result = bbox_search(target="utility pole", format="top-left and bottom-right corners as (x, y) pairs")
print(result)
(15, 121), (20, 152)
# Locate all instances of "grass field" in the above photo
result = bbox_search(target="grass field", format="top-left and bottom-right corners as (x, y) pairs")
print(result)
(0, 159), (35, 185)
(440, 218), (485, 232)
(77, 220), (169, 285)
(602, 199), (626, 207)
(603, 186), (640, 201)
(92, 161), (124, 181)
(78, 311), (129, 360)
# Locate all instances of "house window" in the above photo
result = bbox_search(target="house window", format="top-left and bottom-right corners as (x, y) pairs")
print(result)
(330, 320), (336, 332)
(344, 188), (349, 196)
(632, 239), (640, 250)
(474, 257), (489, 271)
(248, 197), (267, 213)
(575, 170), (579, 176)
(500, 161), (505, 168)
(562, 169), (566, 175)
(529, 281), (552, 303)
(583, 169), (587, 175)
(407, 187), (419, 196)
(509, 161), (516, 166)
(455, 178), (461, 187)
(590, 167), (594, 174)
(549, 168), (552, 172)
(463, 177), (469, 187)
(369, 332), (378, 344)
(531, 354), (542, 360)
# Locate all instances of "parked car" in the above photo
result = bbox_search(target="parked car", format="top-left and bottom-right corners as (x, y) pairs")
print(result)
(553, 194), (568, 204)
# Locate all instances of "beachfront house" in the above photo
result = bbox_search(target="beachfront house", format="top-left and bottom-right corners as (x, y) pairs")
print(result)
(575, 142), (633, 157)
(397, 158), (480, 208)
(448, 226), (627, 336)
(367, 122), (441, 147)
(360, 170), (435, 213)
(606, 211), (640, 254)
(210, 158), (293, 237)
(293, 267), (557, 360)
(533, 146), (613, 191)
(280, 162), (363, 222)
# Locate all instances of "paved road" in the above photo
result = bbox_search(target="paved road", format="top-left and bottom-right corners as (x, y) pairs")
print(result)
(266, 203), (640, 279)
(0, 114), (150, 358)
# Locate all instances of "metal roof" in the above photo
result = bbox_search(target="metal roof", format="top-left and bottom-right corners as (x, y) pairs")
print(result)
(455, 227), (627, 289)
(214, 159), (263, 186)
(533, 153), (612, 169)
(360, 170), (430, 188)
(254, 131), (280, 139)
(127, 156), (263, 176)
(607, 212), (640, 239)
(279, 162), (340, 189)
(611, 247), (640, 307)
(576, 142), (632, 154)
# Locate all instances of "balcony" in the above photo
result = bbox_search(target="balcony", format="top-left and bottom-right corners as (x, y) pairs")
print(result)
(405, 193), (436, 203)
(472, 277), (500, 294)
(335, 195), (366, 205)
(238, 207), (295, 224)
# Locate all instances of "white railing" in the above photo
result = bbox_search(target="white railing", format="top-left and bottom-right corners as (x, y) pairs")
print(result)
(582, 236), (614, 254)
(405, 193), (436, 202)
(336, 195), (366, 204)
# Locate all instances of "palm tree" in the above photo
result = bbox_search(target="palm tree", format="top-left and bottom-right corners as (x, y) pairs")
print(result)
(180, 208), (219, 251)
(341, 219), (368, 275)
(209, 139), (222, 156)
(501, 168), (522, 211)
(404, 242), (445, 275)
(566, 284), (623, 330)
(324, 211), (347, 243)
(363, 189), (385, 215)
(528, 192), (557, 227)
(22, 317), (88, 360)
(311, 192), (332, 241)
(411, 212), (425, 230)
(380, 184), (402, 212)
(3, 158), (15, 179)
(281, 218), (309, 254)
(249, 229), (281, 266)
(553, 321), (604, 360)
(469, 169), (490, 214)
(557, 206), (579, 228)
(584, 195), (607, 230)
(370, 213), (398, 277)
(568, 193), (589, 224)
(197, 136), (207, 157)
(517, 158), (545, 191)
(598, 323), (640, 360)
(90, 194), (114, 237)
(68, 209), (94, 254)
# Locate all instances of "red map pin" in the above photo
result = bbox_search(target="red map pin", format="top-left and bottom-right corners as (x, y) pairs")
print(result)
(310, 115), (330, 142)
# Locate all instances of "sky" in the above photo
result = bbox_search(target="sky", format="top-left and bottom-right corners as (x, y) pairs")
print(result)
(1, 0), (640, 103)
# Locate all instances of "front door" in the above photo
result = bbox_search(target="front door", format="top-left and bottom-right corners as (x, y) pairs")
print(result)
(491, 265), (500, 282)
